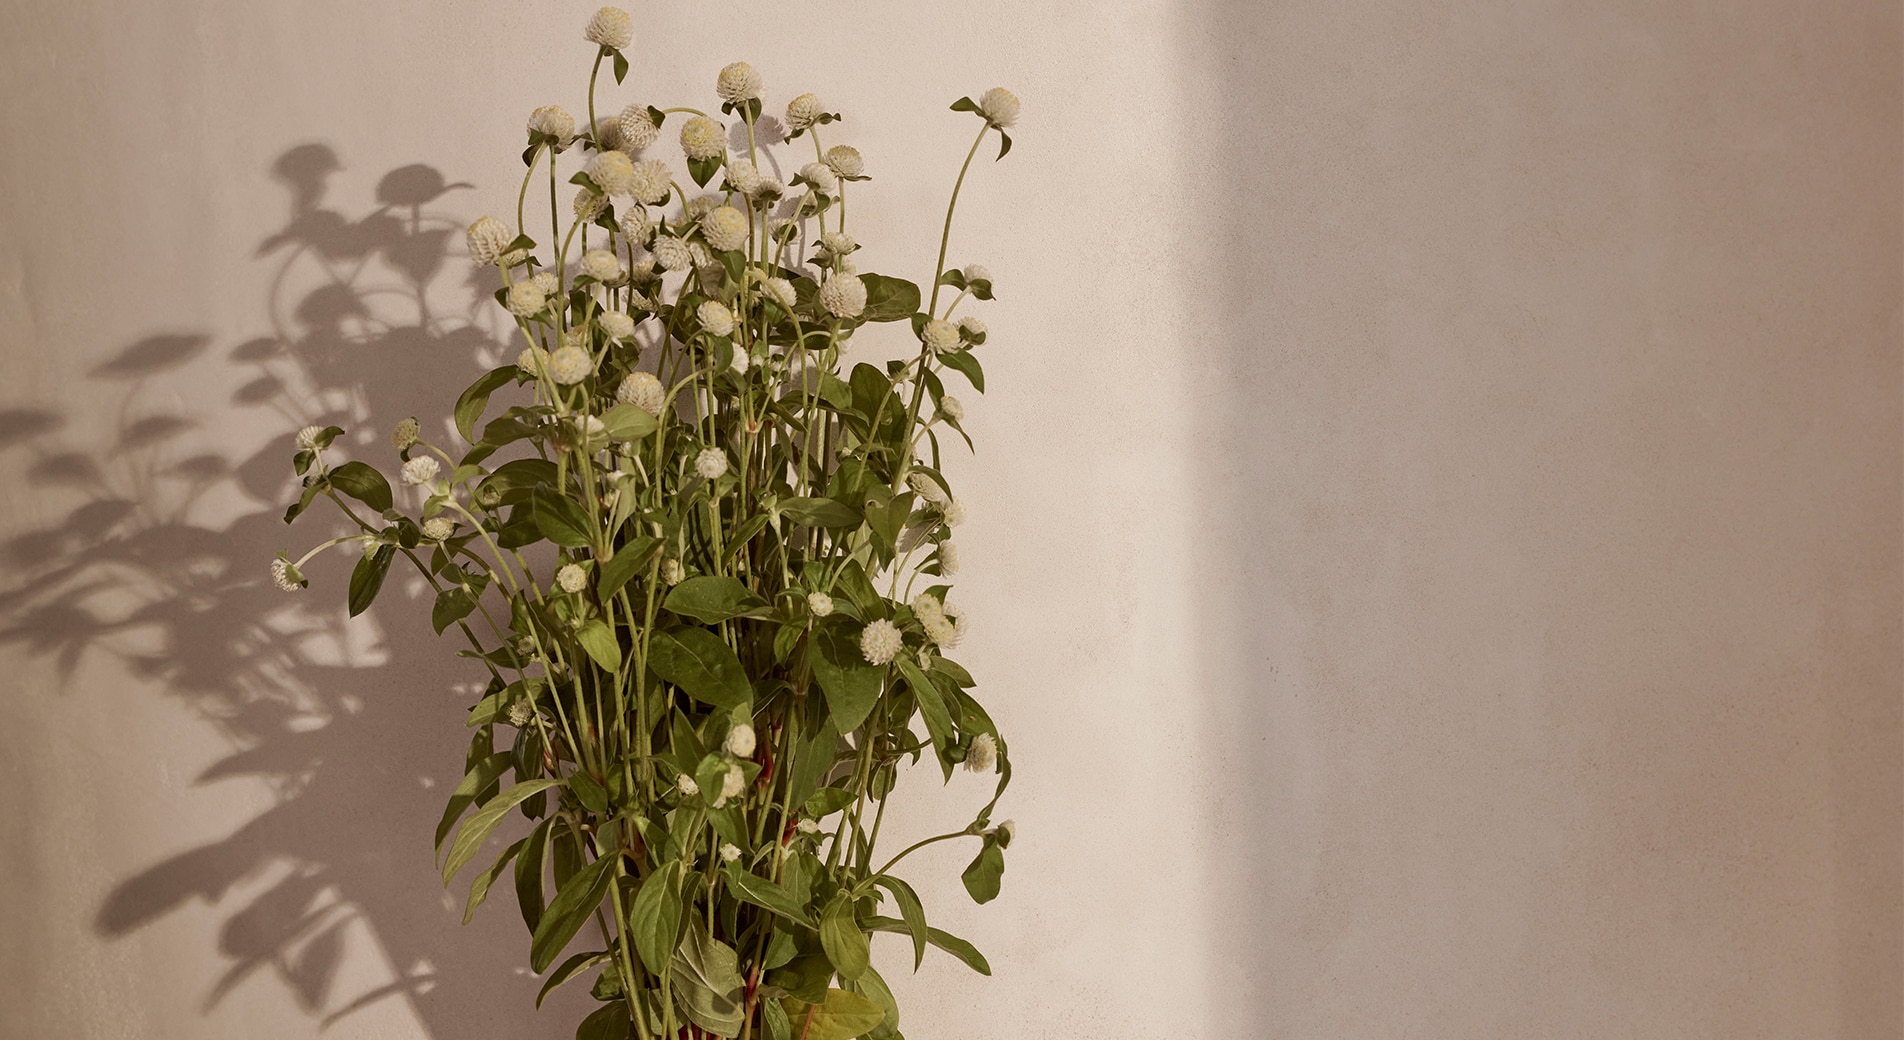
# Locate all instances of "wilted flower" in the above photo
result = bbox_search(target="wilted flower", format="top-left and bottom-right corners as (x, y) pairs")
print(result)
(964, 731), (998, 772)
(506, 280), (548, 317)
(698, 300), (735, 337)
(720, 842), (742, 863)
(702, 205), (748, 251)
(922, 319), (960, 355)
(798, 161), (838, 195)
(295, 425), (326, 451)
(695, 447), (729, 480)
(401, 456), (441, 486)
(824, 145), (864, 179)
(785, 93), (825, 131)
(716, 61), (763, 103)
(762, 277), (797, 310)
(599, 310), (635, 340)
(676, 773), (699, 797)
(661, 558), (686, 585)
(617, 371), (665, 414)
(818, 273), (866, 318)
(942, 499), (967, 526)
(547, 345), (593, 385)
(627, 158), (672, 204)
(465, 216), (511, 265)
(556, 563), (588, 593)
(390, 417), (420, 451)
(859, 618), (902, 665)
(582, 248), (623, 283)
(978, 87), (1020, 128)
(271, 557), (304, 591)
(680, 116), (725, 160)
(724, 722), (756, 758)
(422, 517), (456, 541)
(807, 591), (833, 617)
(619, 104), (659, 150)
(938, 395), (965, 422)
(586, 149), (636, 195)
(584, 7), (633, 49)
(573, 188), (606, 221)
(651, 236), (691, 271)
(529, 105), (576, 146)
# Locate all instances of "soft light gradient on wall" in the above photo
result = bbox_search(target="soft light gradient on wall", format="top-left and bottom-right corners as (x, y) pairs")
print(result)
(0, 2), (1896, 1038)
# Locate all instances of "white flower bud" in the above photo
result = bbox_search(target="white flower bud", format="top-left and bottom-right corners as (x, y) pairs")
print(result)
(695, 447), (729, 480)
(938, 541), (960, 576)
(628, 158), (672, 204)
(762, 277), (797, 311)
(795, 818), (821, 835)
(964, 731), (998, 773)
(922, 319), (960, 355)
(798, 162), (838, 195)
(702, 205), (748, 252)
(599, 311), (635, 341)
(697, 300), (735, 337)
(617, 371), (665, 414)
(957, 315), (987, 338)
(818, 273), (866, 318)
(295, 425), (325, 451)
(506, 280), (548, 317)
(661, 558), (686, 585)
(618, 104), (659, 151)
(725, 158), (763, 195)
(677, 773), (699, 797)
(820, 230), (856, 255)
(942, 499), (967, 527)
(529, 105), (576, 146)
(574, 188), (606, 221)
(720, 842), (742, 862)
(271, 557), (304, 591)
(962, 264), (992, 285)
(582, 248), (624, 284)
(507, 700), (535, 727)
(585, 150), (636, 196)
(785, 93), (825, 131)
(907, 472), (950, 505)
(651, 237), (691, 272)
(422, 517), (456, 541)
(391, 417), (420, 450)
(938, 395), (965, 422)
(714, 763), (745, 807)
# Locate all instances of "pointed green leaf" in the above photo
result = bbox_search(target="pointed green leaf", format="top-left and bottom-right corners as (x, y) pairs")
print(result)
(346, 544), (396, 617)
(779, 989), (885, 1040)
(441, 779), (561, 883)
(819, 893), (869, 981)
(812, 621), (882, 733)
(648, 627), (752, 709)
(463, 835), (526, 924)
(537, 950), (609, 1008)
(671, 925), (746, 1035)
(531, 487), (594, 549)
(870, 875), (929, 971)
(629, 867), (682, 975)
(858, 274), (920, 323)
(329, 461), (393, 511)
(863, 916), (990, 975)
(780, 497), (861, 529)
(454, 366), (518, 442)
(938, 349), (984, 393)
(530, 851), (617, 972)
(575, 618), (623, 673)
(960, 843), (1004, 904)
(515, 815), (554, 933)
(598, 536), (660, 600)
(723, 867), (813, 925)
(665, 575), (770, 624)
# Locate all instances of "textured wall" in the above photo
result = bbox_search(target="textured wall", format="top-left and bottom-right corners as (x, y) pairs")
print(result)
(0, 2), (1895, 1038)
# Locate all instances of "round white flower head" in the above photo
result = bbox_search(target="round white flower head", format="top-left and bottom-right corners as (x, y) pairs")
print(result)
(719, 842), (742, 863)
(961, 267), (991, 289)
(651, 236), (691, 272)
(391, 416), (420, 450)
(716, 763), (746, 806)
(820, 230), (856, 255)
(785, 93), (825, 131)
(964, 731), (998, 773)
(824, 145), (864, 179)
(798, 162), (838, 195)
(702, 205), (748, 252)
(517, 347), (545, 374)
(698, 300), (735, 337)
(978, 87), (1020, 128)
(922, 603), (964, 648)
(762, 277), (797, 311)
(661, 557), (686, 585)
(585, 150), (635, 197)
(807, 591), (834, 617)
(680, 116), (725, 161)
(619, 104), (659, 150)
(911, 591), (945, 621)
(573, 188), (606, 221)
(295, 425), (325, 451)
(682, 195), (717, 222)
(818, 273), (866, 318)
(942, 499), (967, 526)
(529, 105), (576, 146)
(859, 619), (903, 665)
(465, 216), (511, 265)
(716, 61), (763, 103)
(584, 6), (633, 49)
(753, 177), (786, 203)
(507, 700), (535, 727)
(271, 557), (303, 591)
(795, 818), (821, 835)
(922, 319), (961, 355)
(599, 310), (635, 341)
(617, 371), (665, 414)
(499, 247), (530, 268)
(695, 447), (729, 480)
(547, 346), (593, 385)
(907, 472), (950, 504)
(938, 540), (961, 576)
(506, 280), (548, 317)
(676, 773), (699, 798)
(939, 394), (965, 422)
(730, 348), (751, 376)
(556, 563), (588, 594)
(401, 455), (441, 486)
(531, 271), (560, 294)
(422, 516), (456, 541)
(627, 158), (672, 204)
(591, 115), (624, 152)
(725, 158), (762, 196)
(957, 315), (987, 338)
(582, 248), (624, 284)
(724, 722), (756, 758)
(619, 208), (654, 244)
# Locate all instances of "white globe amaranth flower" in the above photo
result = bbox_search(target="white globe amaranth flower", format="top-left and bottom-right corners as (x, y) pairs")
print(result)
(661, 557), (686, 585)
(715, 763), (745, 806)
(679, 116), (726, 161)
(859, 619), (903, 665)
(401, 455), (441, 486)
(820, 230), (856, 256)
(271, 557), (304, 591)
(962, 263), (992, 285)
(547, 345), (594, 385)
(818, 273), (866, 318)
(762, 276), (797, 310)
(561, 328), (588, 351)
(627, 158), (672, 205)
(676, 773), (699, 798)
(556, 563), (588, 593)
(422, 516), (456, 541)
(907, 472), (950, 505)
(617, 371), (665, 414)
(938, 394), (965, 422)
(730, 348), (751, 376)
(599, 310), (635, 341)
(922, 602), (965, 648)
(573, 188), (607, 221)
(507, 700), (535, 727)
(991, 819), (1015, 845)
(785, 93), (825, 131)
(719, 842), (742, 863)
(618, 104), (659, 150)
(938, 540), (961, 576)
(942, 499), (967, 526)
(684, 194), (720, 221)
(824, 145), (864, 179)
(697, 300), (735, 337)
(585, 149), (636, 196)
(531, 271), (560, 294)
(626, 258), (659, 286)
(807, 591), (833, 617)
(499, 247), (530, 268)
(517, 347), (545, 373)
(695, 447), (729, 480)
(911, 592), (945, 621)
(295, 425), (325, 451)
(591, 115), (624, 152)
(964, 731), (998, 773)
(716, 61), (763, 103)
(618, 208), (654, 243)
(798, 161), (838, 195)
(752, 177), (786, 203)
(702, 205), (748, 252)
(978, 87), (1021, 128)
(957, 315), (987, 338)
(529, 105), (576, 146)
(725, 158), (763, 196)
(651, 236), (691, 272)
(795, 818), (821, 835)
(465, 216), (511, 265)
(584, 6), (633, 49)
(724, 722), (756, 758)
(921, 318), (961, 355)
(582, 248), (624, 285)
(506, 280), (548, 317)
(391, 416), (420, 451)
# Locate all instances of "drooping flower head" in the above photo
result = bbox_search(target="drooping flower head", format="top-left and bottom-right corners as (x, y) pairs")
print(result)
(465, 216), (511, 265)
(798, 162), (838, 195)
(294, 425), (326, 451)
(702, 205), (748, 252)
(680, 116), (726, 160)
(938, 540), (961, 575)
(761, 276), (797, 311)
(584, 7), (633, 49)
(942, 499), (967, 527)
(617, 371), (665, 414)
(938, 395), (965, 422)
(716, 61), (763, 103)
(271, 557), (305, 591)
(547, 345), (594, 385)
(599, 310), (635, 341)
(978, 87), (1020, 129)
(964, 731), (998, 773)
(401, 456), (441, 486)
(820, 230), (856, 256)
(859, 618), (902, 665)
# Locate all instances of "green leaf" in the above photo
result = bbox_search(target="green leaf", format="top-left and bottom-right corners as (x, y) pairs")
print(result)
(996, 130), (1012, 160)
(780, 497), (861, 529)
(600, 402), (658, 441)
(863, 916), (991, 975)
(568, 770), (608, 814)
(819, 893), (869, 981)
(785, 716), (838, 812)
(432, 586), (478, 635)
(779, 989), (885, 1040)
(454, 366), (518, 443)
(611, 50), (629, 84)
(812, 621), (882, 733)
(530, 851), (617, 972)
(576, 1000), (630, 1040)
(960, 843), (1004, 904)
(463, 835), (526, 924)
(329, 461), (393, 512)
(870, 875), (929, 971)
(435, 751), (513, 851)
(841, 964), (899, 1038)
(803, 787), (854, 819)
(477, 458), (558, 506)
(938, 349), (985, 393)
(896, 655), (955, 776)
(536, 950), (608, 1008)
(629, 867), (682, 975)
(950, 96), (978, 113)
(930, 656), (976, 687)
(648, 627), (752, 709)
(763, 998), (792, 1040)
(516, 815), (554, 934)
(665, 575), (770, 624)
(575, 618), (623, 673)
(346, 544), (396, 617)
(671, 925), (746, 1035)
(687, 154), (724, 188)
(531, 487), (595, 549)
(858, 274), (920, 323)
(283, 481), (323, 524)
(598, 536), (660, 599)
(723, 867), (813, 925)
(441, 779), (561, 883)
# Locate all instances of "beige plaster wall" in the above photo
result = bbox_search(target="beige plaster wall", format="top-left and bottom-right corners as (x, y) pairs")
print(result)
(0, 1), (1895, 1038)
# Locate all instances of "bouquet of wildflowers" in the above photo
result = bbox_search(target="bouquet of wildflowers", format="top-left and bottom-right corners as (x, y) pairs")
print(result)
(276, 8), (1017, 1039)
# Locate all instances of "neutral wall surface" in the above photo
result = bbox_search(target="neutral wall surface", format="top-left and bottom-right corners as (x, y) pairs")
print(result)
(0, 2), (1897, 1038)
